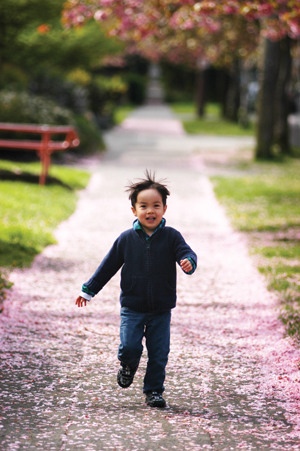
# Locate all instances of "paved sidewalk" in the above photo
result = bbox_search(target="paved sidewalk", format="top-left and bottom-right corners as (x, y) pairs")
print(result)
(1, 105), (300, 450)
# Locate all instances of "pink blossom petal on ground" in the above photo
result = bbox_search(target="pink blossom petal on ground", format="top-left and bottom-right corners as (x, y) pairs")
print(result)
(1, 105), (300, 450)
(119, 118), (185, 135)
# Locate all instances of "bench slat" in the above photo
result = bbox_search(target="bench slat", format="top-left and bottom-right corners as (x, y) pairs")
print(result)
(0, 123), (80, 185)
(0, 140), (78, 151)
(0, 123), (77, 134)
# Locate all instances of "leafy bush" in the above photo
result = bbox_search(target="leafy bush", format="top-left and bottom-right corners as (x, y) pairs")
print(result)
(30, 74), (88, 115)
(160, 62), (195, 103)
(88, 75), (127, 129)
(66, 69), (92, 86)
(0, 90), (73, 125)
(0, 271), (13, 312)
(0, 64), (29, 91)
(29, 73), (128, 130)
(0, 90), (104, 153)
(73, 114), (105, 154)
(123, 73), (147, 105)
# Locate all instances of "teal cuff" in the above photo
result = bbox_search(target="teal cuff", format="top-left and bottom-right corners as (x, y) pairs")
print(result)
(186, 257), (196, 275)
(82, 284), (95, 297)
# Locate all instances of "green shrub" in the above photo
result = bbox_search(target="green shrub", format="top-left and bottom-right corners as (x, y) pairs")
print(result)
(73, 114), (105, 153)
(0, 271), (13, 312)
(0, 64), (29, 91)
(0, 90), (104, 154)
(160, 62), (195, 103)
(0, 90), (73, 125)
(88, 75), (128, 129)
(66, 69), (92, 86)
(122, 73), (147, 105)
(30, 74), (88, 115)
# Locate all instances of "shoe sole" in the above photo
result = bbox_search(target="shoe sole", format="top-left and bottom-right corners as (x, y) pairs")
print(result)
(146, 401), (166, 408)
(146, 398), (166, 408)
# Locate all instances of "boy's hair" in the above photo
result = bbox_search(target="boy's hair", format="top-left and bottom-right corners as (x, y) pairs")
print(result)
(126, 170), (170, 207)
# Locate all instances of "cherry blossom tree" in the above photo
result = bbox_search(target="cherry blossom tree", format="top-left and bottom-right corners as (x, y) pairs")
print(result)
(62, 0), (300, 159)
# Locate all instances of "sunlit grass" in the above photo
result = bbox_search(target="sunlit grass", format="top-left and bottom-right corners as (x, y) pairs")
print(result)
(170, 101), (220, 116)
(170, 101), (255, 136)
(0, 160), (90, 268)
(114, 105), (135, 125)
(211, 159), (300, 340)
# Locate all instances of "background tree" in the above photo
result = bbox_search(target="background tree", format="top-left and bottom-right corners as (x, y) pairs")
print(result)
(62, 0), (300, 160)
(0, 0), (129, 156)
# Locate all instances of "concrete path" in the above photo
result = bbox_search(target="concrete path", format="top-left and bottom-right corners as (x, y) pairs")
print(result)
(1, 105), (300, 450)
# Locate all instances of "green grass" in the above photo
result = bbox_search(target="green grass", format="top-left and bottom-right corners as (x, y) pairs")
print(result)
(211, 159), (300, 340)
(183, 118), (255, 136)
(170, 101), (255, 136)
(114, 105), (136, 125)
(0, 159), (90, 269)
(170, 101), (220, 116)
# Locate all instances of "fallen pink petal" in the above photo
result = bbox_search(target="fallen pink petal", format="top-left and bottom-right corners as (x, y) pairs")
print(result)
(1, 104), (300, 450)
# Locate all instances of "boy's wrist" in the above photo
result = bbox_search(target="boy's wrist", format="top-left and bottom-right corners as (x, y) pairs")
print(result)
(80, 291), (92, 301)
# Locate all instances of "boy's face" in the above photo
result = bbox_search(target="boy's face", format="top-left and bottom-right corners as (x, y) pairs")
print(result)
(131, 188), (167, 236)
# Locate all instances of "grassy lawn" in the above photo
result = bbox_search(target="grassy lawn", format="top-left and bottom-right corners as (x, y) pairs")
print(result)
(211, 158), (300, 340)
(170, 101), (255, 136)
(0, 159), (90, 306)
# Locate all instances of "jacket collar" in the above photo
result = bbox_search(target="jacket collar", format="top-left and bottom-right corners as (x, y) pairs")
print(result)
(133, 218), (166, 240)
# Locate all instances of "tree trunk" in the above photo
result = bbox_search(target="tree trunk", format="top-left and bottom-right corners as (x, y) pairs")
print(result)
(224, 59), (240, 122)
(239, 67), (252, 128)
(195, 69), (207, 117)
(195, 58), (209, 117)
(274, 36), (292, 155)
(255, 38), (281, 159)
(217, 69), (230, 118)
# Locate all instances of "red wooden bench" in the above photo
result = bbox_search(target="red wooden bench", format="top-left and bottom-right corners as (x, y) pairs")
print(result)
(0, 123), (80, 185)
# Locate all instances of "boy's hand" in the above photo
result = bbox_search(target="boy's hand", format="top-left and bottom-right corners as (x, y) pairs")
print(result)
(180, 259), (192, 273)
(76, 296), (87, 307)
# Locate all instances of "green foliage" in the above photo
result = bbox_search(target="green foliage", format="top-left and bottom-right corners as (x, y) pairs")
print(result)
(66, 69), (92, 86)
(29, 73), (128, 130)
(171, 101), (220, 116)
(0, 270), (13, 311)
(0, 64), (29, 91)
(123, 73), (148, 105)
(160, 62), (195, 103)
(93, 75), (127, 95)
(182, 116), (255, 136)
(0, 90), (105, 153)
(73, 114), (105, 153)
(114, 105), (136, 125)
(211, 160), (300, 340)
(0, 90), (73, 125)
(87, 75), (128, 129)
(2, 1), (123, 75)
(0, 0), (127, 148)
(29, 74), (89, 115)
(0, 160), (90, 269)
(170, 101), (255, 135)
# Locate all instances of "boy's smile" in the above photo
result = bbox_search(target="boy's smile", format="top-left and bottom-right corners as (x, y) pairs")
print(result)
(131, 188), (167, 236)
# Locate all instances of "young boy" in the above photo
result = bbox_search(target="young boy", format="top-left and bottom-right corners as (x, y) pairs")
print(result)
(76, 171), (197, 408)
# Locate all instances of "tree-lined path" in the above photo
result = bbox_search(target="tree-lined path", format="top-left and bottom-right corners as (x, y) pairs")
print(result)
(1, 105), (300, 450)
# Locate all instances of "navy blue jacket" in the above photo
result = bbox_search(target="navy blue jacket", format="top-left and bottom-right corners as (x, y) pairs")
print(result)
(84, 223), (197, 312)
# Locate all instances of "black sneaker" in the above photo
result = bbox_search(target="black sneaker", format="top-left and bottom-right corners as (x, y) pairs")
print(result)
(145, 391), (166, 408)
(117, 363), (138, 388)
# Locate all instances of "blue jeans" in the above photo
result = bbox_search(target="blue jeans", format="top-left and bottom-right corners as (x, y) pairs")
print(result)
(118, 307), (171, 393)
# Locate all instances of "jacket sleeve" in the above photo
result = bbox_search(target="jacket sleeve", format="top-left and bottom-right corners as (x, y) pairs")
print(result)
(82, 235), (125, 296)
(172, 230), (197, 274)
